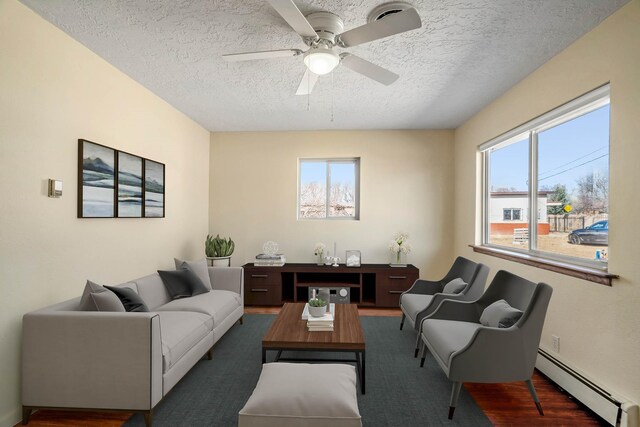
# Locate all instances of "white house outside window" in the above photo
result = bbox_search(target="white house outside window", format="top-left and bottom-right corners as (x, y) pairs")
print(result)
(481, 85), (610, 267)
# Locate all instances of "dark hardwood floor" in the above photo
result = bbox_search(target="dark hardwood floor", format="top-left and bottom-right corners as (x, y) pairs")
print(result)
(19, 307), (606, 427)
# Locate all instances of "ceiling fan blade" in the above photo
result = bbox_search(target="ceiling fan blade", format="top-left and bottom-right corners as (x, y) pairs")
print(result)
(336, 8), (421, 48)
(295, 68), (319, 95)
(268, 0), (318, 39)
(222, 49), (302, 62)
(340, 54), (399, 85)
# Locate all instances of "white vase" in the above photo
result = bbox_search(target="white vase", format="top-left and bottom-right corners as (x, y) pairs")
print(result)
(208, 256), (231, 267)
(308, 305), (328, 317)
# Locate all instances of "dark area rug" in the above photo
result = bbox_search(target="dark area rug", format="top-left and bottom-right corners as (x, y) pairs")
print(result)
(125, 314), (491, 426)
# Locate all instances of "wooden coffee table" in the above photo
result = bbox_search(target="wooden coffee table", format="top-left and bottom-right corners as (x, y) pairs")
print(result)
(262, 303), (366, 394)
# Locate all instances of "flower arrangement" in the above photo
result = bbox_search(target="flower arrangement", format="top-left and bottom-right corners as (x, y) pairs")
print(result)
(314, 242), (326, 265)
(388, 232), (411, 264)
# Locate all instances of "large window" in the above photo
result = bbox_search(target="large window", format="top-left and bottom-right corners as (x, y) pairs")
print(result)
(298, 158), (359, 220)
(482, 85), (610, 266)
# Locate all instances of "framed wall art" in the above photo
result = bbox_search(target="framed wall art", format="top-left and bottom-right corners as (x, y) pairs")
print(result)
(117, 151), (143, 218)
(144, 159), (165, 218)
(78, 139), (116, 218)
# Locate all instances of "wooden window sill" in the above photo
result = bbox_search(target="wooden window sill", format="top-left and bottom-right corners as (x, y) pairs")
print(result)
(470, 245), (618, 286)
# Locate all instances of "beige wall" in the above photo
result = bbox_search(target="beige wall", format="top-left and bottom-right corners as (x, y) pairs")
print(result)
(0, 1), (210, 425)
(210, 130), (455, 275)
(453, 0), (640, 404)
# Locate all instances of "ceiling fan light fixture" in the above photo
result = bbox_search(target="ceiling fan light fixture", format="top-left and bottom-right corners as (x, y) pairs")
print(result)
(303, 48), (340, 75)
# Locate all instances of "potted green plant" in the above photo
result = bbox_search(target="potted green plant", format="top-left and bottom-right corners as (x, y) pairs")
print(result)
(205, 234), (235, 266)
(308, 298), (328, 317)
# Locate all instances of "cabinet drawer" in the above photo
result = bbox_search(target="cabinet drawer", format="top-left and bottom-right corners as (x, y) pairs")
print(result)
(244, 270), (281, 286)
(244, 284), (282, 306)
(377, 273), (417, 287)
(376, 283), (411, 307)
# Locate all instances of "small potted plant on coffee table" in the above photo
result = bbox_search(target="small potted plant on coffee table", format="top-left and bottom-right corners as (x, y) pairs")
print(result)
(308, 298), (328, 317)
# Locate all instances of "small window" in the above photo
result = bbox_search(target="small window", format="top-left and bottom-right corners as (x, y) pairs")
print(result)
(502, 208), (522, 221)
(298, 158), (359, 220)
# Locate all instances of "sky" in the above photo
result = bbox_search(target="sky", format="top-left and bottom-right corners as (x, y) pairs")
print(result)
(300, 160), (356, 188)
(490, 105), (610, 195)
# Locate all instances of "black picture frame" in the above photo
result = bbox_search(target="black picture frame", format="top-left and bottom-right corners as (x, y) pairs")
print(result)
(144, 159), (165, 218)
(78, 139), (116, 218)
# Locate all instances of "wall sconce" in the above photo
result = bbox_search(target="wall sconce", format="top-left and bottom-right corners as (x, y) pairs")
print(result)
(48, 179), (63, 198)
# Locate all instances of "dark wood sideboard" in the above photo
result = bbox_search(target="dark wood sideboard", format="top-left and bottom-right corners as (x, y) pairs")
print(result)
(242, 263), (419, 308)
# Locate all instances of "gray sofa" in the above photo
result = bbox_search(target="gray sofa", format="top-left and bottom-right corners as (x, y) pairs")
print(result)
(21, 266), (244, 426)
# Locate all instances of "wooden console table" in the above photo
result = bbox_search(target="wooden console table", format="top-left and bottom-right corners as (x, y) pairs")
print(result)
(242, 263), (419, 308)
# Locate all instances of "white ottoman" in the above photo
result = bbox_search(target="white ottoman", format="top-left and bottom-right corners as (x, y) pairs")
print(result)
(239, 363), (362, 427)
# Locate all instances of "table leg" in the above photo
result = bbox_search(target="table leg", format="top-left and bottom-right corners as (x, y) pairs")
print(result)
(262, 347), (266, 364)
(362, 350), (366, 394)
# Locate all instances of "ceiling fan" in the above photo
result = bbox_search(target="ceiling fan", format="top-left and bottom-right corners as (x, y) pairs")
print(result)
(222, 0), (422, 95)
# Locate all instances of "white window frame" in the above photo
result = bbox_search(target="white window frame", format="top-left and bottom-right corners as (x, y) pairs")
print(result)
(480, 84), (610, 268)
(297, 158), (360, 220)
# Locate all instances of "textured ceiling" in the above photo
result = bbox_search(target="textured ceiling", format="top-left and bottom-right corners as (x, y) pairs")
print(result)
(20, 0), (628, 131)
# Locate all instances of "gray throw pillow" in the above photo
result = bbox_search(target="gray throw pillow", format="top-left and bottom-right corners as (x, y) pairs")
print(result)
(480, 299), (523, 328)
(158, 269), (209, 300)
(104, 285), (149, 312)
(442, 278), (467, 294)
(174, 258), (212, 290)
(79, 280), (125, 312)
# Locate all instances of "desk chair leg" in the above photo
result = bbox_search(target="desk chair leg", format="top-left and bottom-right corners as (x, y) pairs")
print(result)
(399, 313), (406, 330)
(525, 378), (544, 415)
(448, 381), (462, 420)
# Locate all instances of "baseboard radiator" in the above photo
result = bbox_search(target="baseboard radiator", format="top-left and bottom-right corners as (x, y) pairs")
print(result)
(537, 349), (639, 427)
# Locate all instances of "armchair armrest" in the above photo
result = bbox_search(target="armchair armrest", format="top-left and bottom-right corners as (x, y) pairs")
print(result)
(449, 327), (534, 382)
(405, 279), (443, 295)
(424, 299), (480, 323)
(22, 310), (162, 411)
(208, 267), (243, 299)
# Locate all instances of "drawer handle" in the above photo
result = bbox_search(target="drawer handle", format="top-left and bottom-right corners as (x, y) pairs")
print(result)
(389, 276), (407, 279)
(251, 288), (269, 292)
(388, 290), (404, 294)
(251, 274), (269, 278)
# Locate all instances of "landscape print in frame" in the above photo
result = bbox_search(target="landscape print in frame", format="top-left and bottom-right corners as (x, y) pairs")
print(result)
(117, 151), (143, 217)
(144, 159), (165, 218)
(78, 139), (115, 218)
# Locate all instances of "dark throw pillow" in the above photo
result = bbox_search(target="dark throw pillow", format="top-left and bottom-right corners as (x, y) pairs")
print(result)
(479, 299), (524, 328)
(104, 285), (149, 312)
(158, 269), (209, 300)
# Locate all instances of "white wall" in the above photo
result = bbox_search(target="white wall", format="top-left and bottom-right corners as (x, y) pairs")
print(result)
(0, 1), (210, 425)
(209, 130), (455, 275)
(453, 0), (640, 404)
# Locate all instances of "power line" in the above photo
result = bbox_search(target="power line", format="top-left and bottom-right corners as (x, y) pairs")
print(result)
(539, 153), (609, 182)
(538, 146), (607, 176)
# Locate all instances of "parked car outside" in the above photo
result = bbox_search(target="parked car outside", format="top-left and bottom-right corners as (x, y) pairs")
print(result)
(568, 220), (608, 245)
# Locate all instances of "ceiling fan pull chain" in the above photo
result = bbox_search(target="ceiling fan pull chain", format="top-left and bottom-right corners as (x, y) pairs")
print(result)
(330, 70), (334, 122)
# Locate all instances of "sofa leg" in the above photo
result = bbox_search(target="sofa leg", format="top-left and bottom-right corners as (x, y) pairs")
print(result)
(207, 348), (213, 360)
(143, 410), (153, 427)
(399, 313), (405, 330)
(22, 406), (32, 425)
(448, 381), (462, 420)
(419, 343), (428, 368)
(239, 316), (244, 325)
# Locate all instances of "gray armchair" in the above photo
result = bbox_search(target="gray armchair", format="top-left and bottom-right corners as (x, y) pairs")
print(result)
(418, 270), (553, 419)
(400, 257), (489, 356)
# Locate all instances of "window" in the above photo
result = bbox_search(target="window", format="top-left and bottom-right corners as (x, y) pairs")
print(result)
(481, 85), (610, 266)
(503, 208), (522, 221)
(298, 158), (359, 220)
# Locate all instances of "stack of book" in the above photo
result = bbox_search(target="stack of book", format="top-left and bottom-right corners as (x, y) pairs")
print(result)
(302, 303), (335, 332)
(253, 253), (286, 266)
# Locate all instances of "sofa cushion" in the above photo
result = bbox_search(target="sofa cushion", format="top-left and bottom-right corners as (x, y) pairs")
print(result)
(422, 319), (481, 366)
(105, 285), (149, 312)
(133, 273), (171, 310)
(480, 299), (523, 328)
(401, 293), (434, 322)
(156, 290), (241, 329)
(442, 278), (467, 294)
(156, 311), (213, 373)
(158, 269), (209, 300)
(79, 281), (125, 312)
(239, 363), (361, 427)
(174, 258), (212, 290)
